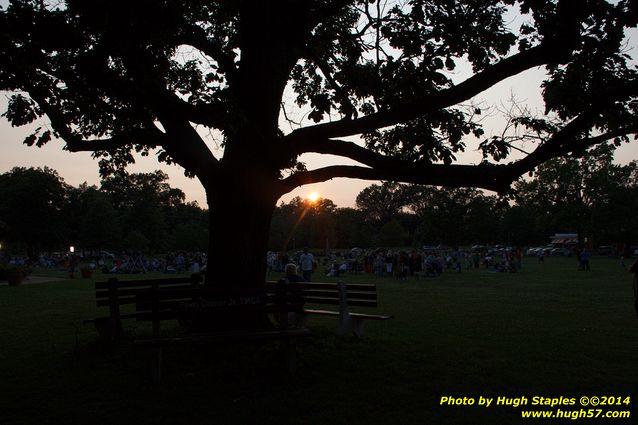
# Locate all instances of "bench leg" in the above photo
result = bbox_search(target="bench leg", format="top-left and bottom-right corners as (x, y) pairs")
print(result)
(351, 317), (366, 337)
(337, 313), (352, 336)
(152, 347), (163, 383)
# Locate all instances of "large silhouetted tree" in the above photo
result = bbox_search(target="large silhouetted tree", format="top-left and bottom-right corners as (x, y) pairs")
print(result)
(0, 167), (70, 255)
(2, 0), (638, 294)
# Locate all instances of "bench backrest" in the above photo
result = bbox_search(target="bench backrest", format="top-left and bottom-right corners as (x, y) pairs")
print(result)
(94, 277), (378, 337)
(94, 274), (204, 334)
(94, 275), (203, 309)
(94, 276), (305, 332)
(265, 281), (379, 308)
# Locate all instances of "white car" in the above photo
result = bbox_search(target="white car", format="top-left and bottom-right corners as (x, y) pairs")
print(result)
(526, 247), (542, 256)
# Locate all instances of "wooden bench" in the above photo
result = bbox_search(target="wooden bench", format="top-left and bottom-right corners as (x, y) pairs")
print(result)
(84, 274), (203, 339)
(85, 274), (309, 381)
(266, 280), (393, 337)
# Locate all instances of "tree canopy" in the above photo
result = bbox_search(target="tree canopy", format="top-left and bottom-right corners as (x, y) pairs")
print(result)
(2, 0), (638, 286)
(0, 167), (208, 256)
(0, 166), (69, 255)
(2, 0), (637, 192)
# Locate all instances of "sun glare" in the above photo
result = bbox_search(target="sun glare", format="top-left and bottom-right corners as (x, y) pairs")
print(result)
(307, 192), (320, 203)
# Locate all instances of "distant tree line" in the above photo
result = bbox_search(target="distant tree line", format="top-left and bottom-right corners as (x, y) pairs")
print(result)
(0, 167), (208, 256)
(514, 144), (638, 250)
(268, 186), (510, 250)
(2, 144), (636, 257)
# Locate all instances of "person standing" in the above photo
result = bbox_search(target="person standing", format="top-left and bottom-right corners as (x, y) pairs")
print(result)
(68, 253), (78, 279)
(299, 249), (314, 282)
(580, 248), (591, 271)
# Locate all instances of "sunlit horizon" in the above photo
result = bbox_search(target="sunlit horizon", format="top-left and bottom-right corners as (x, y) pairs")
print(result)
(307, 192), (320, 203)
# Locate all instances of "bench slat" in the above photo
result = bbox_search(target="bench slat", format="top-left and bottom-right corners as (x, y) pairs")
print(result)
(301, 309), (340, 317)
(95, 284), (198, 299)
(302, 309), (392, 320)
(95, 277), (200, 290)
(266, 290), (340, 301)
(265, 281), (377, 292)
(297, 289), (377, 301)
(96, 296), (137, 307)
(349, 312), (394, 320)
(303, 297), (378, 308)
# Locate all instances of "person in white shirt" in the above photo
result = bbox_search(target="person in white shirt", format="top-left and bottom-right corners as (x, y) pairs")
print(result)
(299, 249), (314, 282)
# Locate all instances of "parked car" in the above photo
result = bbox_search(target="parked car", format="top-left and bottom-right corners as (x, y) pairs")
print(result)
(526, 247), (544, 256)
(597, 246), (614, 256)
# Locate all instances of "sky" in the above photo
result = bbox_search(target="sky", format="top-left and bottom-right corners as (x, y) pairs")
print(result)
(2, 5), (638, 208)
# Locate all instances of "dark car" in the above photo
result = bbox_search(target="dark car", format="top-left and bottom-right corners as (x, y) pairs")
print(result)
(597, 246), (615, 256)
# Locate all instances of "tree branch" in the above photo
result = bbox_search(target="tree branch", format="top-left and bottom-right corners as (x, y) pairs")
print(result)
(30, 87), (218, 182)
(28, 91), (133, 152)
(506, 124), (638, 178)
(53, 48), (229, 131)
(282, 121), (638, 194)
(97, 49), (229, 130)
(120, 67), (228, 129)
(283, 65), (638, 191)
(286, 43), (562, 144)
(504, 73), (638, 175)
(311, 55), (356, 119)
(305, 11), (375, 46)
(177, 27), (239, 87)
(306, 0), (354, 27)
(282, 116), (638, 195)
(289, 137), (402, 168)
(64, 130), (161, 153)
(156, 112), (219, 182)
(282, 163), (513, 193)
(162, 95), (228, 129)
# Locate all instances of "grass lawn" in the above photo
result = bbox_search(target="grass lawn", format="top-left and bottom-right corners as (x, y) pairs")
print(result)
(1, 256), (636, 424)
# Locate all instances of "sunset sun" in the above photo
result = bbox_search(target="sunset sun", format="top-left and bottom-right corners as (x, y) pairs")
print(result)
(307, 192), (320, 203)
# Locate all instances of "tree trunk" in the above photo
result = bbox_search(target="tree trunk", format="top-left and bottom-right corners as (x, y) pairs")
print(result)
(197, 169), (280, 331)
(205, 191), (276, 290)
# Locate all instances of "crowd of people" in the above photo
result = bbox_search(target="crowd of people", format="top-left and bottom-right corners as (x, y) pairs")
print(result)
(0, 251), (208, 275)
(268, 246), (526, 282)
(2, 245), (635, 284)
(95, 251), (208, 274)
